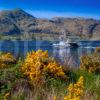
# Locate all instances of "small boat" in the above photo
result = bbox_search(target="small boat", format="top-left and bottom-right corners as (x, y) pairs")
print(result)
(53, 29), (80, 47)
(65, 38), (79, 47)
(53, 37), (79, 47)
(53, 41), (70, 47)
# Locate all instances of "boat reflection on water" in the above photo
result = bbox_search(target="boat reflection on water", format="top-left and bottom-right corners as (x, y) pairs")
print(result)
(53, 45), (94, 67)
(53, 46), (80, 67)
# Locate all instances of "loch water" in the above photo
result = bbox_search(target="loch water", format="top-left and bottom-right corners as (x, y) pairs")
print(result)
(0, 40), (100, 67)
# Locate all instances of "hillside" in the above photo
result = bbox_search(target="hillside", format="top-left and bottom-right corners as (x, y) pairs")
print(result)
(0, 8), (100, 40)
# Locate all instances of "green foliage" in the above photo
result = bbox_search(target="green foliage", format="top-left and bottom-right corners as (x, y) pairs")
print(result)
(0, 62), (22, 99)
(74, 69), (100, 99)
(0, 51), (100, 100)
(10, 90), (25, 100)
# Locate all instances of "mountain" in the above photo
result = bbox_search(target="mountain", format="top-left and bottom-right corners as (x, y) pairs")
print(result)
(0, 8), (100, 40)
(0, 8), (36, 35)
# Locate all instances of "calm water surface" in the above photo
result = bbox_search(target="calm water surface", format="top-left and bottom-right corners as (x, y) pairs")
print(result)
(0, 40), (100, 67)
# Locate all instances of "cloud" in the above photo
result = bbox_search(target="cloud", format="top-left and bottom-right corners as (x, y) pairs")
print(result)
(27, 10), (100, 20)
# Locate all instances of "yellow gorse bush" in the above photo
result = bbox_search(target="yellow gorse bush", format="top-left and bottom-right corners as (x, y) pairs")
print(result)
(95, 47), (100, 53)
(64, 76), (84, 100)
(4, 92), (10, 100)
(0, 52), (16, 69)
(21, 50), (67, 84)
(80, 53), (100, 73)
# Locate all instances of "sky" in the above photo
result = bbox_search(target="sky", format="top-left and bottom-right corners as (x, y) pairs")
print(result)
(0, 0), (100, 19)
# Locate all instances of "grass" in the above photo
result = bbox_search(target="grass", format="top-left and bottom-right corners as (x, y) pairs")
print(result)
(0, 63), (66, 100)
(0, 51), (100, 100)
(0, 66), (100, 100)
(73, 69), (100, 100)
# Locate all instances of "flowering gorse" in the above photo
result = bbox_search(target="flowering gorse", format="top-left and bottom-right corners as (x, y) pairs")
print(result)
(64, 76), (84, 100)
(95, 47), (100, 53)
(80, 53), (100, 73)
(4, 92), (10, 100)
(0, 52), (16, 69)
(21, 50), (67, 85)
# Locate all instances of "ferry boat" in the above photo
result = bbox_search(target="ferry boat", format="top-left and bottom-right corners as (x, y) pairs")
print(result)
(53, 29), (80, 47)
(53, 37), (79, 47)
